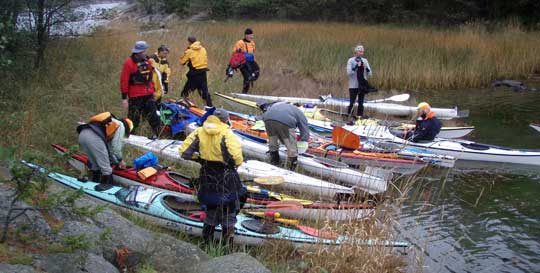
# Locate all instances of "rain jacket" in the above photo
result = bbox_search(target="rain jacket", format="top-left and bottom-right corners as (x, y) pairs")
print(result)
(120, 55), (156, 99)
(233, 39), (256, 54)
(148, 52), (171, 84)
(347, 56), (372, 89)
(262, 102), (310, 142)
(179, 115), (244, 205)
(179, 41), (208, 74)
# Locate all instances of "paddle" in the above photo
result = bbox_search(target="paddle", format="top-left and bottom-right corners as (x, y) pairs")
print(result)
(252, 176), (284, 185)
(246, 185), (314, 205)
(366, 93), (410, 103)
(245, 211), (338, 239)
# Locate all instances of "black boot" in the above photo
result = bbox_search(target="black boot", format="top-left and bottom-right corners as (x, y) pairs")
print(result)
(94, 174), (115, 191)
(286, 157), (298, 171)
(220, 226), (234, 252)
(202, 224), (215, 247)
(269, 151), (280, 166)
(90, 170), (101, 183)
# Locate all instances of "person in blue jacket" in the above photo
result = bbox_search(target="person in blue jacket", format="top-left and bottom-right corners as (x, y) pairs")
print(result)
(408, 102), (442, 142)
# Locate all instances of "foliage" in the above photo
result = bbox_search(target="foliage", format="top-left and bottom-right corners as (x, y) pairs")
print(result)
(61, 234), (90, 252)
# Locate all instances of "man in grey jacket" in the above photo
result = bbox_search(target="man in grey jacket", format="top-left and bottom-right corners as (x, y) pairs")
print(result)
(346, 44), (373, 118)
(258, 102), (310, 170)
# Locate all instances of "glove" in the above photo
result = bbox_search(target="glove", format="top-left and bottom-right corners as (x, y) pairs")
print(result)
(297, 141), (308, 154)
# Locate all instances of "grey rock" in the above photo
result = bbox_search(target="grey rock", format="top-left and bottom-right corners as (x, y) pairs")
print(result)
(33, 252), (118, 273)
(84, 253), (119, 273)
(186, 252), (271, 273)
(0, 263), (37, 273)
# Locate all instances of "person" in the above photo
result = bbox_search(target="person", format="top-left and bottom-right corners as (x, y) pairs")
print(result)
(179, 36), (212, 107)
(120, 40), (161, 139)
(346, 44), (373, 119)
(77, 112), (133, 191)
(258, 101), (310, 170)
(148, 45), (171, 103)
(233, 28), (256, 94)
(179, 108), (244, 248)
(406, 102), (442, 142)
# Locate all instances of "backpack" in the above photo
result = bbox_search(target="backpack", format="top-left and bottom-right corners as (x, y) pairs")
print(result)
(229, 51), (246, 69)
(245, 60), (260, 82)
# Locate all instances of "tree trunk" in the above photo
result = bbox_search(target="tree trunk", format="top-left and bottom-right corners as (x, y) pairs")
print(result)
(34, 0), (46, 69)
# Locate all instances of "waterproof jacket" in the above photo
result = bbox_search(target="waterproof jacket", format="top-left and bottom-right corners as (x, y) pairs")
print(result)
(233, 39), (256, 54)
(148, 52), (171, 84)
(347, 57), (372, 89)
(78, 118), (125, 164)
(179, 116), (244, 203)
(179, 41), (208, 75)
(120, 55), (155, 99)
(412, 112), (442, 142)
(262, 102), (310, 142)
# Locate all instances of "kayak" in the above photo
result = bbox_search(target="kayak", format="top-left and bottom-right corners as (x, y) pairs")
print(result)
(123, 135), (357, 199)
(530, 123), (540, 133)
(52, 144), (374, 221)
(343, 125), (540, 166)
(215, 92), (473, 138)
(30, 165), (406, 248)
(231, 130), (389, 193)
(230, 92), (469, 119)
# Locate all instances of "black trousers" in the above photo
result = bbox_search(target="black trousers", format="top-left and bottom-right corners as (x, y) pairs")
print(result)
(239, 66), (251, 94)
(181, 71), (213, 107)
(128, 95), (160, 132)
(348, 88), (368, 117)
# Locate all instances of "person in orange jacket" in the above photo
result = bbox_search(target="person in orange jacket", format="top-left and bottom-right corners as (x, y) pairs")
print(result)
(232, 28), (256, 94)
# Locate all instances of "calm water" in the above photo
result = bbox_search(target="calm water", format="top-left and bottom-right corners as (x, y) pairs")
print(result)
(397, 87), (540, 273)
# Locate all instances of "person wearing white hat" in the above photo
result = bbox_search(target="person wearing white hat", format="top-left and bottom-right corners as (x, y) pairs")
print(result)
(346, 44), (373, 119)
(120, 40), (160, 139)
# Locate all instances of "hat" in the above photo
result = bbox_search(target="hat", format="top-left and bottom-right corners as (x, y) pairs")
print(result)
(256, 101), (269, 112)
(122, 118), (134, 137)
(213, 108), (230, 123)
(187, 36), (197, 43)
(158, 44), (169, 52)
(132, 41), (149, 54)
(244, 28), (253, 35)
(417, 102), (431, 110)
(354, 45), (364, 52)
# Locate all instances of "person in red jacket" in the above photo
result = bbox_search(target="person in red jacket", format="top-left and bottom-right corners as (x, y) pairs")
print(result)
(120, 41), (160, 139)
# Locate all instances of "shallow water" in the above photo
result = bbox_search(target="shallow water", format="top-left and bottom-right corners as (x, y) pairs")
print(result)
(397, 87), (540, 273)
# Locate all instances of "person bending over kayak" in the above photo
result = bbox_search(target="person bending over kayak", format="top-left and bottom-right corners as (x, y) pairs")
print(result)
(179, 109), (244, 249)
(258, 101), (310, 170)
(406, 102), (442, 142)
(120, 40), (161, 139)
(346, 44), (373, 119)
(77, 112), (133, 191)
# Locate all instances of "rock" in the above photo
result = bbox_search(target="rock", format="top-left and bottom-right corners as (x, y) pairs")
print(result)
(491, 79), (527, 91)
(33, 252), (118, 273)
(0, 263), (37, 273)
(186, 252), (271, 273)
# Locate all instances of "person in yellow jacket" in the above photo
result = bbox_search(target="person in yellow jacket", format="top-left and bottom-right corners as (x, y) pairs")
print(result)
(233, 28), (256, 93)
(180, 36), (212, 106)
(179, 109), (244, 248)
(148, 45), (171, 103)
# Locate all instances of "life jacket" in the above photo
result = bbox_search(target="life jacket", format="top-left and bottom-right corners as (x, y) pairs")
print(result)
(229, 51), (246, 69)
(129, 56), (153, 85)
(77, 112), (119, 142)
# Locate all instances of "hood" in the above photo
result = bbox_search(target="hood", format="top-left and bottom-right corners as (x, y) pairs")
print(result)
(189, 41), (202, 50)
(425, 111), (436, 120)
(202, 116), (229, 135)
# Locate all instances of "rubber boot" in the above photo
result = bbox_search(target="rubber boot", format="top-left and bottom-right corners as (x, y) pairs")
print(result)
(269, 151), (280, 166)
(90, 170), (102, 183)
(94, 174), (114, 192)
(286, 157), (298, 171)
(202, 224), (215, 247)
(220, 226), (234, 252)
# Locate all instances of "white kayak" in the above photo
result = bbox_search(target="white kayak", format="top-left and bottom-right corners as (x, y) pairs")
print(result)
(343, 125), (540, 166)
(230, 130), (388, 193)
(124, 135), (357, 199)
(530, 123), (540, 133)
(232, 92), (468, 119)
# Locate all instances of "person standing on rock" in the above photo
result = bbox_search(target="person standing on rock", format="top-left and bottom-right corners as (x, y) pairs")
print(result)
(179, 108), (244, 249)
(257, 101), (310, 170)
(77, 112), (133, 191)
(233, 28), (257, 94)
(179, 36), (212, 107)
(346, 44), (373, 119)
(148, 45), (171, 104)
(120, 40), (161, 139)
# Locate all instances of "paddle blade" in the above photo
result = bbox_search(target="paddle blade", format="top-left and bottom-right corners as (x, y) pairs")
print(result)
(387, 93), (410, 102)
(332, 126), (360, 150)
(297, 225), (339, 240)
(253, 176), (284, 185)
(266, 200), (304, 211)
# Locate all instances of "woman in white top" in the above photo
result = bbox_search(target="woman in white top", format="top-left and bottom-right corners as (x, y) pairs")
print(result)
(346, 45), (372, 118)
